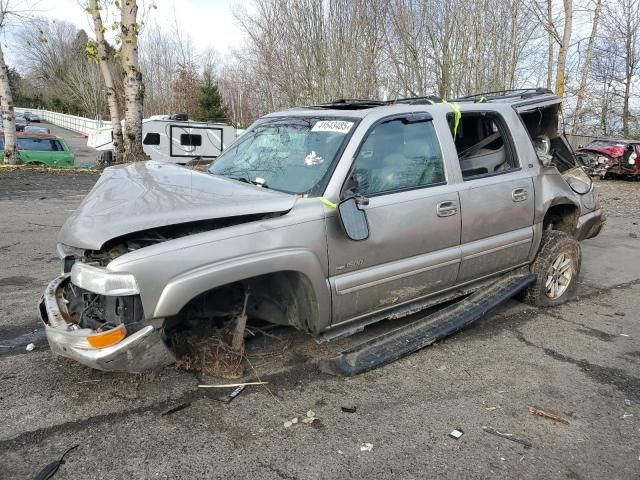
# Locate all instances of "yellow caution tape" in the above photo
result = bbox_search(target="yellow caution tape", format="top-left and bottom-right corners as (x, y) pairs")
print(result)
(442, 100), (461, 139)
(318, 197), (337, 209)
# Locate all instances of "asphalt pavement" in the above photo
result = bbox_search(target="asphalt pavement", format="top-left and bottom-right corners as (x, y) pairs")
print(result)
(0, 171), (639, 479)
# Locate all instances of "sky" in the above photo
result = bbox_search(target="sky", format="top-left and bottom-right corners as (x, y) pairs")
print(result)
(6, 0), (247, 67)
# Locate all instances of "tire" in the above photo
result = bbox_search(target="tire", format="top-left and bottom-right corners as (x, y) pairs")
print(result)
(521, 230), (581, 307)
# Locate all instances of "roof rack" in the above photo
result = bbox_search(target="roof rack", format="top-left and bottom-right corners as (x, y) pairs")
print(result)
(308, 89), (554, 110)
(453, 88), (554, 103)
(390, 95), (443, 105)
(311, 98), (387, 110)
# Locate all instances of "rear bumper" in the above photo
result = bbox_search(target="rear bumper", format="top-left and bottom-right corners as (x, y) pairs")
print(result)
(39, 275), (175, 372)
(575, 209), (605, 241)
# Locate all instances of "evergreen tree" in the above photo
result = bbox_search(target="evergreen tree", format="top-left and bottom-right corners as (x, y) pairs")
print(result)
(198, 72), (225, 122)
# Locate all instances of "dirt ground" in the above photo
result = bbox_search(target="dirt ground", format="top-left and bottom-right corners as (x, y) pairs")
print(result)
(0, 169), (639, 479)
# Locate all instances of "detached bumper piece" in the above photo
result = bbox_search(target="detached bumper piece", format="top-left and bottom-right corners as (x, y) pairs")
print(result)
(39, 275), (175, 372)
(319, 270), (535, 377)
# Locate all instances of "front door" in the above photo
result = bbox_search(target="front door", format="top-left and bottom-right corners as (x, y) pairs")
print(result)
(326, 114), (462, 324)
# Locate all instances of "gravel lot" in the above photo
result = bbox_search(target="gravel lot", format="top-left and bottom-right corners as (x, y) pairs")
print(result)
(0, 167), (639, 479)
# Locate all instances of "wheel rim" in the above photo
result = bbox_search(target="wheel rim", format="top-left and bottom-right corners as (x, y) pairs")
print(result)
(545, 252), (574, 299)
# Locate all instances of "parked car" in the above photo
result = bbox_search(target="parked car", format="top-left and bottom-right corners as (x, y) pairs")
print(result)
(576, 138), (640, 180)
(15, 115), (28, 132)
(0, 133), (75, 166)
(40, 88), (604, 373)
(23, 125), (50, 134)
(23, 111), (41, 122)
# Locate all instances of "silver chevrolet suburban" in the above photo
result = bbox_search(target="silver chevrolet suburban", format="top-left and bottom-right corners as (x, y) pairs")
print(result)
(40, 89), (604, 373)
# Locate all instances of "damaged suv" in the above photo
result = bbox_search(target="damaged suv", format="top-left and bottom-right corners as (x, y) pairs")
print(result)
(40, 89), (604, 373)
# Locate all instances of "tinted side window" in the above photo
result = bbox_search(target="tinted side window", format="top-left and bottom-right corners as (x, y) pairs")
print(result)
(17, 138), (60, 151)
(448, 112), (518, 180)
(143, 132), (160, 145)
(352, 119), (445, 196)
(180, 134), (202, 146)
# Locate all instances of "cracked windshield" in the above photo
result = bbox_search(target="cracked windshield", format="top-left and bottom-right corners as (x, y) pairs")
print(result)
(209, 118), (354, 194)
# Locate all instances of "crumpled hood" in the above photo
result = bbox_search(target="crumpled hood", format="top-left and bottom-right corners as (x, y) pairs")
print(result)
(59, 161), (297, 250)
(577, 145), (627, 158)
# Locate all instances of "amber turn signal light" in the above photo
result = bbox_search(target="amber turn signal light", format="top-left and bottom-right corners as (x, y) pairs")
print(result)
(87, 324), (126, 349)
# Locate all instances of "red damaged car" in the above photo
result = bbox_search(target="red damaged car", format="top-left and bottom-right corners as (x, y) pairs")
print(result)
(577, 138), (640, 180)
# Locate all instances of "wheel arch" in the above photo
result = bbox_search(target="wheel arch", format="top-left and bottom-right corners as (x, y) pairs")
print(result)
(152, 249), (331, 333)
(542, 202), (581, 236)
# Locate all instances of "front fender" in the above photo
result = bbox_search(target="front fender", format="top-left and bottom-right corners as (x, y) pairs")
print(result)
(153, 248), (331, 329)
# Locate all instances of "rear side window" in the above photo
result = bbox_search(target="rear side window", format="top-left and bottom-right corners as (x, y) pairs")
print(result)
(17, 138), (63, 151)
(351, 118), (445, 196)
(143, 132), (160, 145)
(448, 112), (518, 180)
(180, 134), (202, 146)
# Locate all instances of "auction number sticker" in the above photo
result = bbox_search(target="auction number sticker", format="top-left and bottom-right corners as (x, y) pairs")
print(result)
(311, 120), (354, 134)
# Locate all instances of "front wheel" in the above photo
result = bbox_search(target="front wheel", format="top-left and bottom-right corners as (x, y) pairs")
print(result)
(521, 230), (581, 307)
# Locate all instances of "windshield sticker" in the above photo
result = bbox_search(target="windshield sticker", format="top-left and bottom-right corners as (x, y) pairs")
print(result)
(311, 120), (354, 134)
(304, 151), (324, 166)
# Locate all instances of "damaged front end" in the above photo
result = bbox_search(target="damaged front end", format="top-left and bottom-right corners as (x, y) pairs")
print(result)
(577, 142), (639, 179)
(39, 268), (175, 373)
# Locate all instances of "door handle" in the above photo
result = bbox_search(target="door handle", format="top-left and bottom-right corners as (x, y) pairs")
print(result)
(512, 188), (528, 202)
(437, 201), (458, 217)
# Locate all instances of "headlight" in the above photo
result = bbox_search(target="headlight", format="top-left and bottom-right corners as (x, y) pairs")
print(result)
(71, 263), (140, 296)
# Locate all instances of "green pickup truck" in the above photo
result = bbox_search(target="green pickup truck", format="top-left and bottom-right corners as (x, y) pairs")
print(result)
(0, 133), (75, 166)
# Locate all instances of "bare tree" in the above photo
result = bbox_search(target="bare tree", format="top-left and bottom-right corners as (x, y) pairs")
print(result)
(119, 0), (145, 162)
(572, 0), (602, 133)
(602, 0), (640, 137)
(555, 0), (572, 97)
(87, 0), (124, 162)
(0, 0), (30, 165)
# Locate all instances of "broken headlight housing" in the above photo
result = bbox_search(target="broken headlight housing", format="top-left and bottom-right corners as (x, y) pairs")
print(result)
(71, 263), (140, 296)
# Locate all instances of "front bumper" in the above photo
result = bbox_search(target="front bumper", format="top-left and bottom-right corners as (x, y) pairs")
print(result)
(39, 275), (175, 372)
(575, 208), (605, 241)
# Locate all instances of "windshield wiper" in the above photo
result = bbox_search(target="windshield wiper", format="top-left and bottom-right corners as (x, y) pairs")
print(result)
(227, 175), (269, 188)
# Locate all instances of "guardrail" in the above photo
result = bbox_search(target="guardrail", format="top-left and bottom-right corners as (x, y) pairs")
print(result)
(15, 108), (105, 135)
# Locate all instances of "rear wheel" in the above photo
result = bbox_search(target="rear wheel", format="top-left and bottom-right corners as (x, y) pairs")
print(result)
(521, 230), (581, 307)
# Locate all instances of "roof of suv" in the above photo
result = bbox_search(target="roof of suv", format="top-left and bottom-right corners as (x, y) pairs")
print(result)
(267, 88), (560, 120)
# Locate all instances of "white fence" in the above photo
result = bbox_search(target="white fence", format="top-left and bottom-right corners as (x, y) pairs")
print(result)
(15, 108), (105, 136)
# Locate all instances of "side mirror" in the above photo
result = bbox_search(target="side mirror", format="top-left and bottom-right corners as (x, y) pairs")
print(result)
(337, 197), (369, 241)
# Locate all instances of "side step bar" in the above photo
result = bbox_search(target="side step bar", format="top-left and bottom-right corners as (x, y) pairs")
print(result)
(318, 270), (535, 377)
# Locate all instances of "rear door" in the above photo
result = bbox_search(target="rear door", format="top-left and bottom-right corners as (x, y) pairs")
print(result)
(326, 114), (462, 324)
(450, 111), (535, 283)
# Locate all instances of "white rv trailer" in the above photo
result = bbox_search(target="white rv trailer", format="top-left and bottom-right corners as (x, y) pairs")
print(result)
(87, 115), (239, 164)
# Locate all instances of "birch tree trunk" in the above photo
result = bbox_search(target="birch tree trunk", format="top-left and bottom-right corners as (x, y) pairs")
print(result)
(88, 0), (124, 163)
(0, 40), (17, 165)
(555, 0), (573, 97)
(572, 0), (601, 134)
(120, 0), (145, 163)
(546, 0), (554, 90)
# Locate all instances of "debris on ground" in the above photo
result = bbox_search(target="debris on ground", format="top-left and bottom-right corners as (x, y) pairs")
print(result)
(528, 406), (570, 424)
(161, 402), (191, 416)
(33, 445), (79, 480)
(172, 325), (245, 378)
(26, 343), (35, 352)
(625, 399), (632, 407)
(284, 410), (317, 427)
(622, 413), (633, 419)
(198, 382), (267, 388)
(449, 429), (464, 439)
(482, 426), (532, 449)
(302, 410), (317, 424)
(341, 405), (357, 413)
(360, 442), (374, 452)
